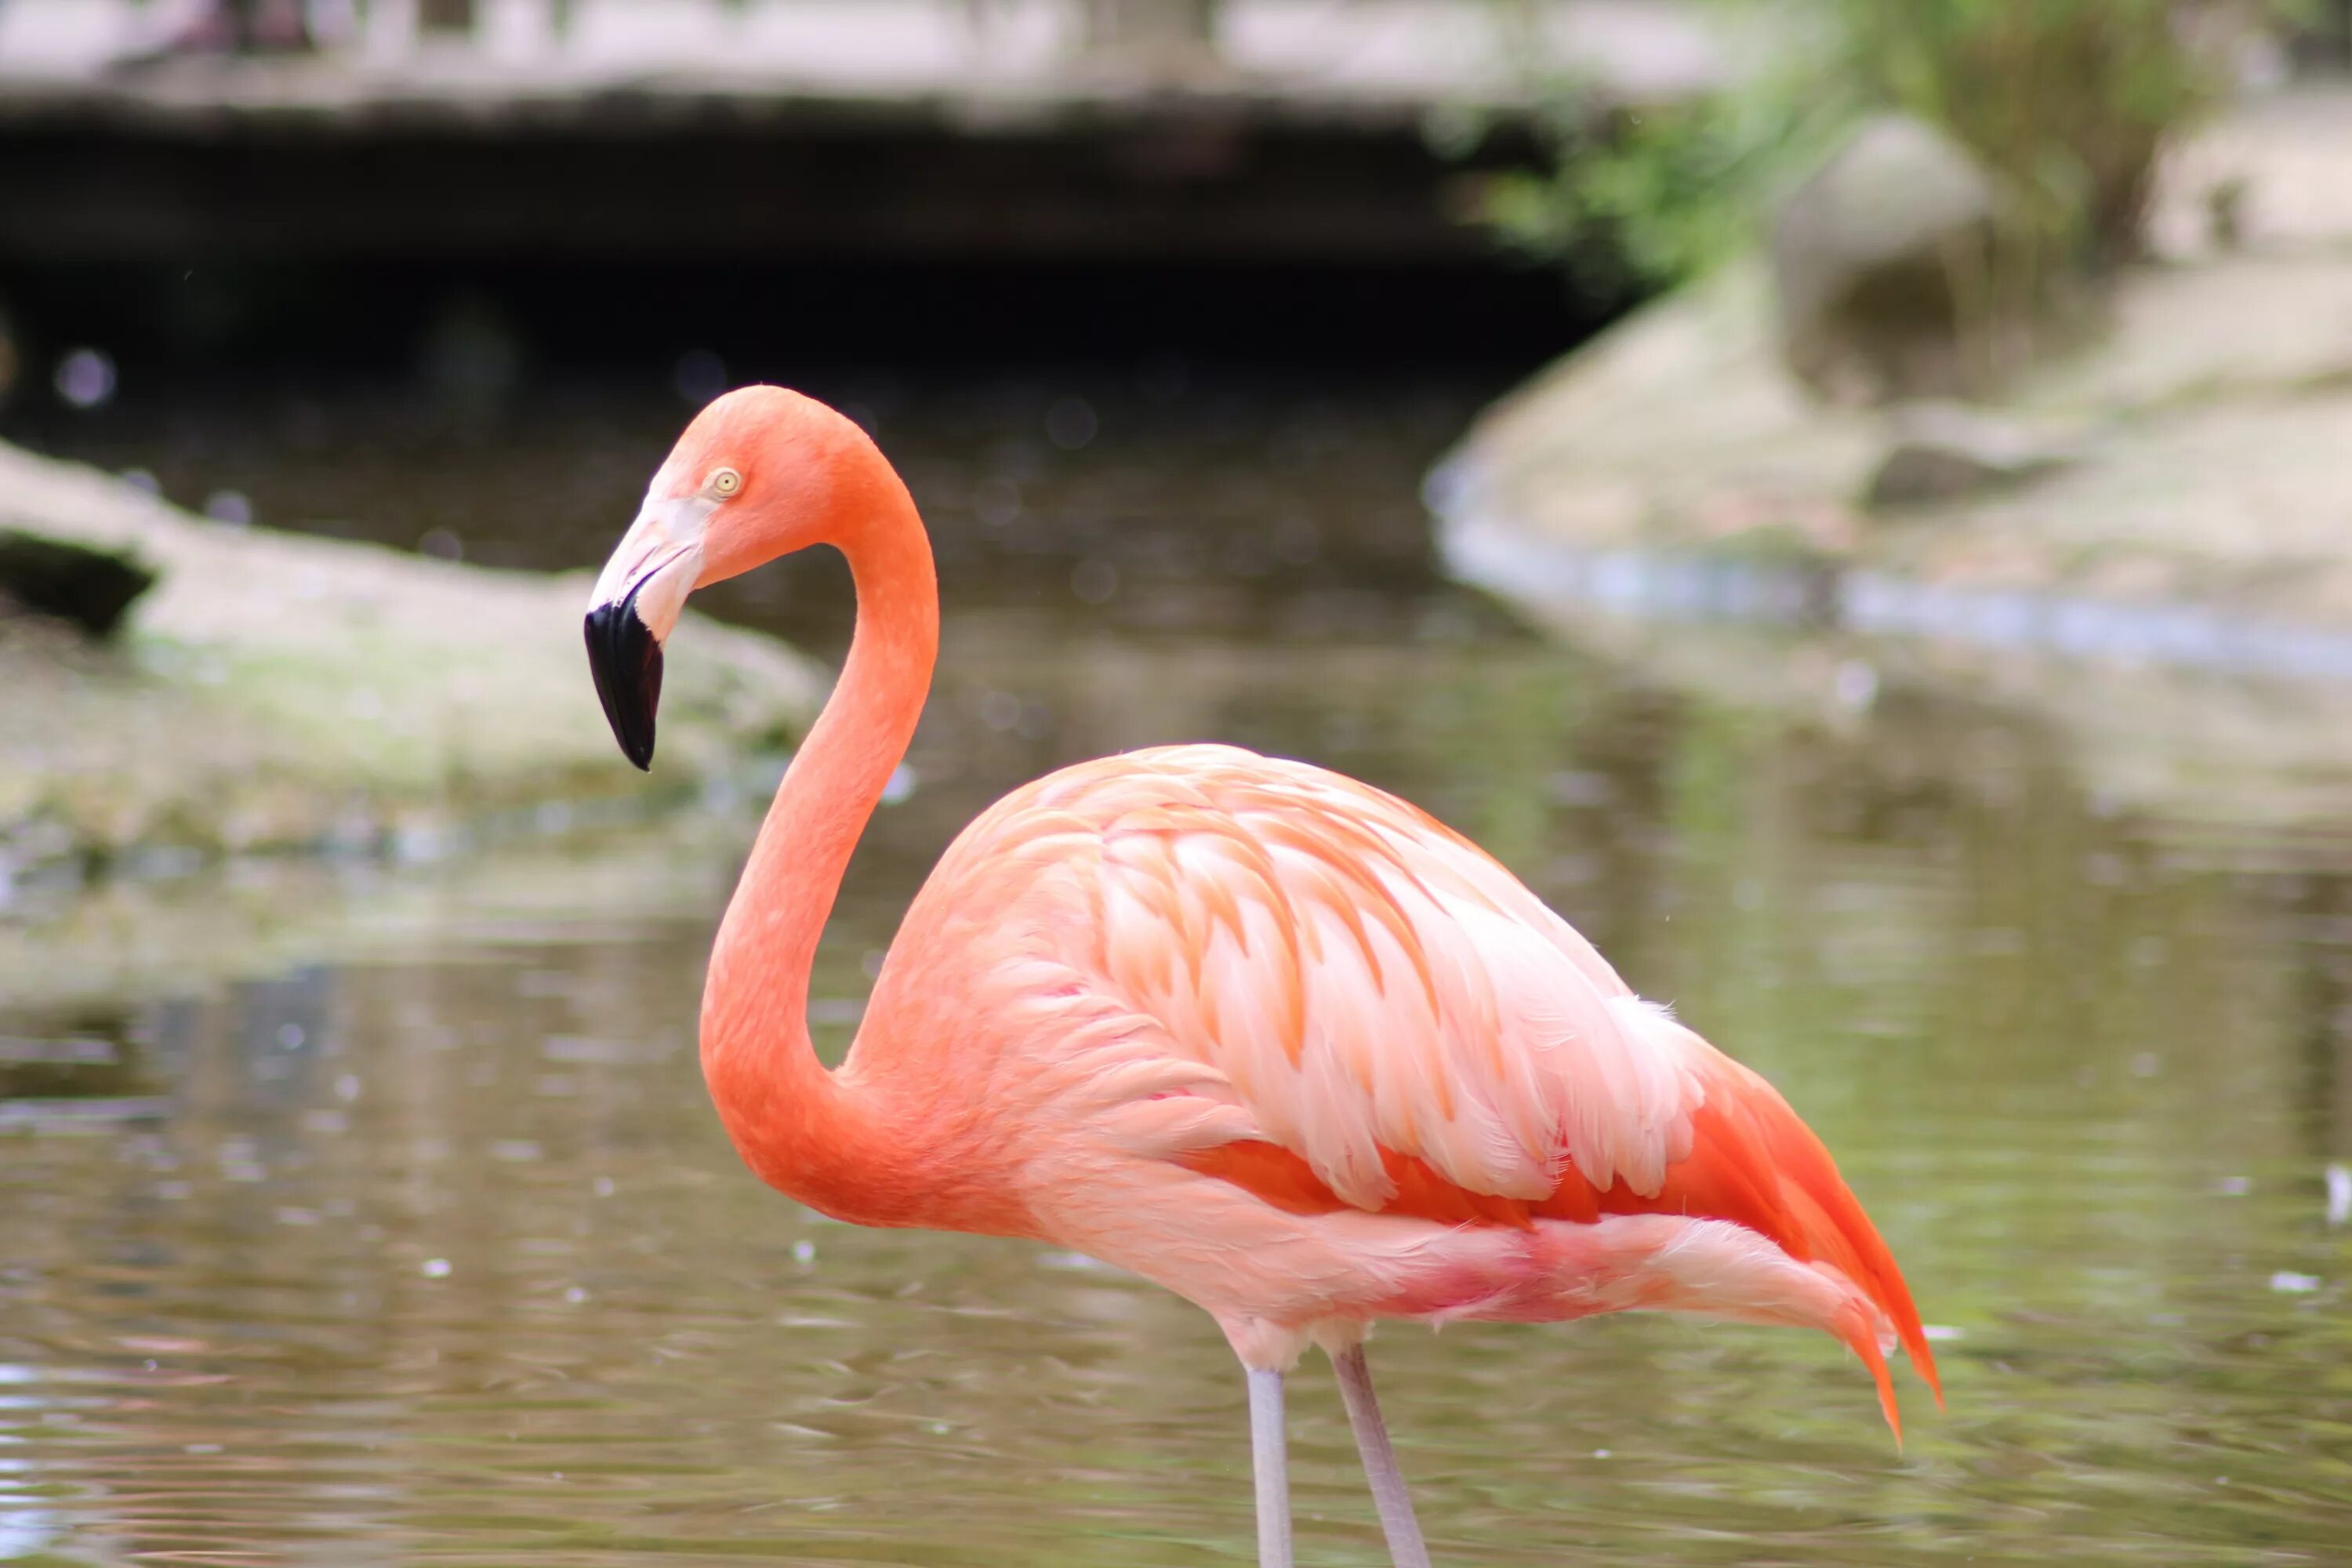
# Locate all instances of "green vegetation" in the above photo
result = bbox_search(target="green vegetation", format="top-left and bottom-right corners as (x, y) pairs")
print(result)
(1472, 87), (1807, 296)
(1470, 0), (2294, 293)
(1833, 0), (2255, 262)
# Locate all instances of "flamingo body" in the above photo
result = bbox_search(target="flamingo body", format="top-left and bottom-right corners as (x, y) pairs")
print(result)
(584, 386), (1938, 1565)
(758, 743), (1932, 1425)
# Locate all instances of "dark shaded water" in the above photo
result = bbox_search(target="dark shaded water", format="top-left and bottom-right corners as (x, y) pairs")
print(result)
(5, 369), (2352, 1565)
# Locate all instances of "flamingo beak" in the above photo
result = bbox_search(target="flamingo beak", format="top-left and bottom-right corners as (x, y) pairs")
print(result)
(584, 495), (710, 771)
(585, 585), (664, 770)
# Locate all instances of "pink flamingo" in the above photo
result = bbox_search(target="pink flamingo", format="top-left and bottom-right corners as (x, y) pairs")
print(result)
(583, 387), (1940, 1567)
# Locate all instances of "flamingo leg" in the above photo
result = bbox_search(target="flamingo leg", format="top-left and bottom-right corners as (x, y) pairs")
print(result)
(1332, 1343), (1433, 1568)
(1247, 1367), (1294, 1568)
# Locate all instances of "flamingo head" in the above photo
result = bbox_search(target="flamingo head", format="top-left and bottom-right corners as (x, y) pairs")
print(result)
(584, 385), (861, 769)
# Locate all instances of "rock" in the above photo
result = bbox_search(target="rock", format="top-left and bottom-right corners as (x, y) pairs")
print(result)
(1869, 387), (2352, 628)
(1440, 258), (1880, 557)
(1864, 404), (2078, 510)
(0, 440), (823, 875)
(1767, 114), (2005, 405)
(0, 526), (157, 635)
(1440, 234), (2352, 605)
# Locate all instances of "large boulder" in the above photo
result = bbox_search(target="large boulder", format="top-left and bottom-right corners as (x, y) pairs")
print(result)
(1768, 114), (2006, 406)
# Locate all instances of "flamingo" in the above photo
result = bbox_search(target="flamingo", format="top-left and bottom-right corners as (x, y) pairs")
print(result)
(582, 386), (1940, 1567)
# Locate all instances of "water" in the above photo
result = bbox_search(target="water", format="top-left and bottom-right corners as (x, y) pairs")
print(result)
(6, 370), (2352, 1566)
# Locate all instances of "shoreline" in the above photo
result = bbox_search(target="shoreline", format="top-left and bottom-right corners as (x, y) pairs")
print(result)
(1431, 85), (2352, 828)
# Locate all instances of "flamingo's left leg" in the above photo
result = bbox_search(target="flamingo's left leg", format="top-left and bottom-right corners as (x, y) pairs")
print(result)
(1247, 1367), (1293, 1568)
(1331, 1342), (1433, 1568)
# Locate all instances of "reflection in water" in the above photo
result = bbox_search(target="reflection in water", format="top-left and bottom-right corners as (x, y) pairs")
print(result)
(5, 376), (2352, 1565)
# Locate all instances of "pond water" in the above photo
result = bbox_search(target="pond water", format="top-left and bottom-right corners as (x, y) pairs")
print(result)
(5, 368), (2351, 1566)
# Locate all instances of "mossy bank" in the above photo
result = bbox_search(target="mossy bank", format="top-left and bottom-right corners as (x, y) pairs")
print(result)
(1, 439), (822, 880)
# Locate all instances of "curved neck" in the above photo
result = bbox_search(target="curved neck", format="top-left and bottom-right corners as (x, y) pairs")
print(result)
(699, 465), (938, 1222)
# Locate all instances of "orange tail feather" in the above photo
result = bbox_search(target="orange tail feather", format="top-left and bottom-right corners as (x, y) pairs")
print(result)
(1714, 1060), (1944, 1425)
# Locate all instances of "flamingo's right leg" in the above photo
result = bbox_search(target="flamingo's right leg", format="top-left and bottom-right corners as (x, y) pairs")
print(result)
(1247, 1367), (1293, 1568)
(1331, 1342), (1434, 1568)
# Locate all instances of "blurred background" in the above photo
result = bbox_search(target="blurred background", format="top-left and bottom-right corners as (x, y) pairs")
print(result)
(3, 2), (2351, 1565)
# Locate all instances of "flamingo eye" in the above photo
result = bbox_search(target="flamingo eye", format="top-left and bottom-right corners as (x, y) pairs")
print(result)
(710, 467), (742, 498)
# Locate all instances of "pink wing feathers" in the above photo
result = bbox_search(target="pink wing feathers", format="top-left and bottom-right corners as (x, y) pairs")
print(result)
(956, 745), (1939, 1426)
(1080, 749), (1695, 1208)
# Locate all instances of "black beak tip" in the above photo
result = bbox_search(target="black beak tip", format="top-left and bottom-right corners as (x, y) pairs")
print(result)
(584, 592), (664, 771)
